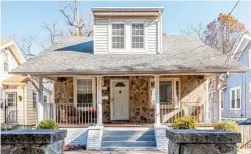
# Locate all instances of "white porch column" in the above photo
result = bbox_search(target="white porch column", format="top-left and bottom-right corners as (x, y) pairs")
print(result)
(37, 77), (44, 123)
(215, 75), (221, 122)
(96, 76), (103, 126)
(154, 75), (161, 125)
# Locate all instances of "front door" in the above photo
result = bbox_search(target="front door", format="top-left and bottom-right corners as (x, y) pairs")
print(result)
(111, 79), (129, 120)
(5, 92), (17, 123)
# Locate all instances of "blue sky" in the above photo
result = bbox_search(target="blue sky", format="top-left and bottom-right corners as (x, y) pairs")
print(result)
(1, 1), (251, 54)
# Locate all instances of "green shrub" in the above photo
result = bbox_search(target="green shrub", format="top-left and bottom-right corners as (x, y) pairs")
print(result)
(214, 121), (240, 132)
(37, 119), (58, 129)
(172, 116), (197, 129)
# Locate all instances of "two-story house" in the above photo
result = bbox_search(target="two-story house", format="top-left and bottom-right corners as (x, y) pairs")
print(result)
(0, 40), (52, 129)
(11, 7), (247, 150)
(222, 34), (251, 120)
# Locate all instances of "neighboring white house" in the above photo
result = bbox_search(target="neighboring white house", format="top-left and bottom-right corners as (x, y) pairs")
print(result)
(0, 40), (52, 127)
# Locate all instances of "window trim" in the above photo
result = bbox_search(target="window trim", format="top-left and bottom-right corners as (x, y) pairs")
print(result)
(4, 50), (9, 72)
(109, 21), (126, 52)
(73, 77), (96, 109)
(220, 90), (224, 110)
(249, 49), (251, 69)
(230, 86), (241, 110)
(249, 82), (251, 103)
(148, 77), (181, 108)
(130, 22), (146, 51)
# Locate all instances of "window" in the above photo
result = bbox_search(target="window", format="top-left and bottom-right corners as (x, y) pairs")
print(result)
(132, 23), (144, 49)
(249, 50), (251, 69)
(230, 87), (241, 110)
(43, 95), (47, 103)
(4, 51), (8, 71)
(150, 78), (180, 106)
(220, 90), (224, 109)
(33, 91), (37, 108)
(249, 83), (251, 103)
(112, 24), (125, 49)
(76, 79), (93, 107)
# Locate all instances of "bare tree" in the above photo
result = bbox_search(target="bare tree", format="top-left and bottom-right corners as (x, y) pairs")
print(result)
(59, 0), (93, 36)
(42, 21), (65, 45)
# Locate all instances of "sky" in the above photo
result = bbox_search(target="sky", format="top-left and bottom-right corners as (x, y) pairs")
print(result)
(1, 1), (251, 54)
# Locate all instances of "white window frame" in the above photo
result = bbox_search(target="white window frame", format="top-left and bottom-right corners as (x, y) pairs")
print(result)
(249, 82), (251, 103)
(249, 49), (251, 69)
(230, 86), (241, 110)
(109, 21), (126, 52)
(149, 78), (181, 108)
(220, 90), (224, 110)
(131, 22), (145, 50)
(3, 50), (9, 72)
(73, 77), (96, 110)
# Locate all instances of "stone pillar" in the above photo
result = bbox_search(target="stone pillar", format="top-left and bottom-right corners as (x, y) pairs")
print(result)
(215, 75), (221, 122)
(154, 75), (160, 125)
(38, 77), (44, 123)
(1, 130), (67, 154)
(96, 76), (103, 126)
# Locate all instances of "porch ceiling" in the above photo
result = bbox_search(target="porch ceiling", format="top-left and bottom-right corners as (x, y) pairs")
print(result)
(11, 35), (248, 76)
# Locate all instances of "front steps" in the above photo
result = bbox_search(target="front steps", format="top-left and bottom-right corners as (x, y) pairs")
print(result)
(101, 127), (156, 150)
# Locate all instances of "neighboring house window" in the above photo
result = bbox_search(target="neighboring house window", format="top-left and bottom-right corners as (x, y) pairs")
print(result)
(220, 90), (224, 109)
(4, 51), (9, 72)
(249, 50), (251, 69)
(150, 78), (180, 106)
(132, 23), (144, 49)
(76, 79), (94, 107)
(249, 83), (251, 103)
(0, 87), (3, 108)
(112, 24), (125, 49)
(230, 87), (241, 110)
(33, 92), (37, 108)
(43, 95), (47, 103)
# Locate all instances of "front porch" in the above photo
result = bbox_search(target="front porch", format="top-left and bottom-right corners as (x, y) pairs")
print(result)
(42, 74), (219, 127)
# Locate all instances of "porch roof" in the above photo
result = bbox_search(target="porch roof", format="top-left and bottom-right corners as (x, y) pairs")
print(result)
(11, 35), (248, 75)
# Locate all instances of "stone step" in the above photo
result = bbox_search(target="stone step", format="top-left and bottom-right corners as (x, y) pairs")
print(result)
(101, 146), (157, 151)
(101, 141), (156, 147)
(102, 135), (155, 141)
(103, 130), (154, 136)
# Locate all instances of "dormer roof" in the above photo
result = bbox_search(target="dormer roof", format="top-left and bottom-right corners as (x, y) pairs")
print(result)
(92, 7), (163, 17)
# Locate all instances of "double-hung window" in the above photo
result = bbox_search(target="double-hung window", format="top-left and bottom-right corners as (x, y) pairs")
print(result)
(33, 91), (37, 108)
(230, 87), (241, 110)
(150, 78), (180, 107)
(4, 51), (8, 72)
(76, 78), (94, 108)
(249, 83), (251, 103)
(112, 24), (125, 49)
(132, 23), (144, 49)
(220, 90), (224, 109)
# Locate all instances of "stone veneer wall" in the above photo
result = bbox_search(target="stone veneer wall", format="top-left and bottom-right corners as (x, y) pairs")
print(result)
(53, 76), (206, 123)
(54, 77), (74, 103)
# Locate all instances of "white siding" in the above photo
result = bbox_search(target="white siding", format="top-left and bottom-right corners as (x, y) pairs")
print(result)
(94, 16), (161, 54)
(94, 19), (109, 53)
(26, 81), (38, 125)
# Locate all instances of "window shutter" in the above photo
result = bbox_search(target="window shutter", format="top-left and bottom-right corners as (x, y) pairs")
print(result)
(150, 81), (155, 105)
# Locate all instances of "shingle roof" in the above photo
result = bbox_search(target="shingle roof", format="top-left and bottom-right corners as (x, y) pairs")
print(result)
(11, 35), (248, 75)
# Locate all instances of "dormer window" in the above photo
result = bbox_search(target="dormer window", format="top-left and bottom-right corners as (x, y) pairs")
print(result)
(132, 23), (144, 49)
(112, 24), (125, 49)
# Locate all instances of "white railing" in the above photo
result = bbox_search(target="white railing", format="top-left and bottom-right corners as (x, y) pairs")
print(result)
(43, 103), (97, 125)
(160, 102), (205, 124)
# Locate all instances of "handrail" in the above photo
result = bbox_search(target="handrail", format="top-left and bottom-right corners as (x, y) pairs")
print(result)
(5, 110), (17, 123)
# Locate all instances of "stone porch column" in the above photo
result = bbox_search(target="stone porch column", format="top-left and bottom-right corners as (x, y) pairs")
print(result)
(96, 76), (103, 126)
(154, 75), (161, 125)
(38, 77), (44, 123)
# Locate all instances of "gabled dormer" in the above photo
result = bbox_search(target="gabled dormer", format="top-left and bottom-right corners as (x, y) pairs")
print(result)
(92, 7), (164, 54)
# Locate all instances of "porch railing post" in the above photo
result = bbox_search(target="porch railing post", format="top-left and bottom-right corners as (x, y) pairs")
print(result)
(53, 103), (56, 121)
(216, 75), (221, 122)
(96, 76), (103, 126)
(154, 75), (161, 125)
